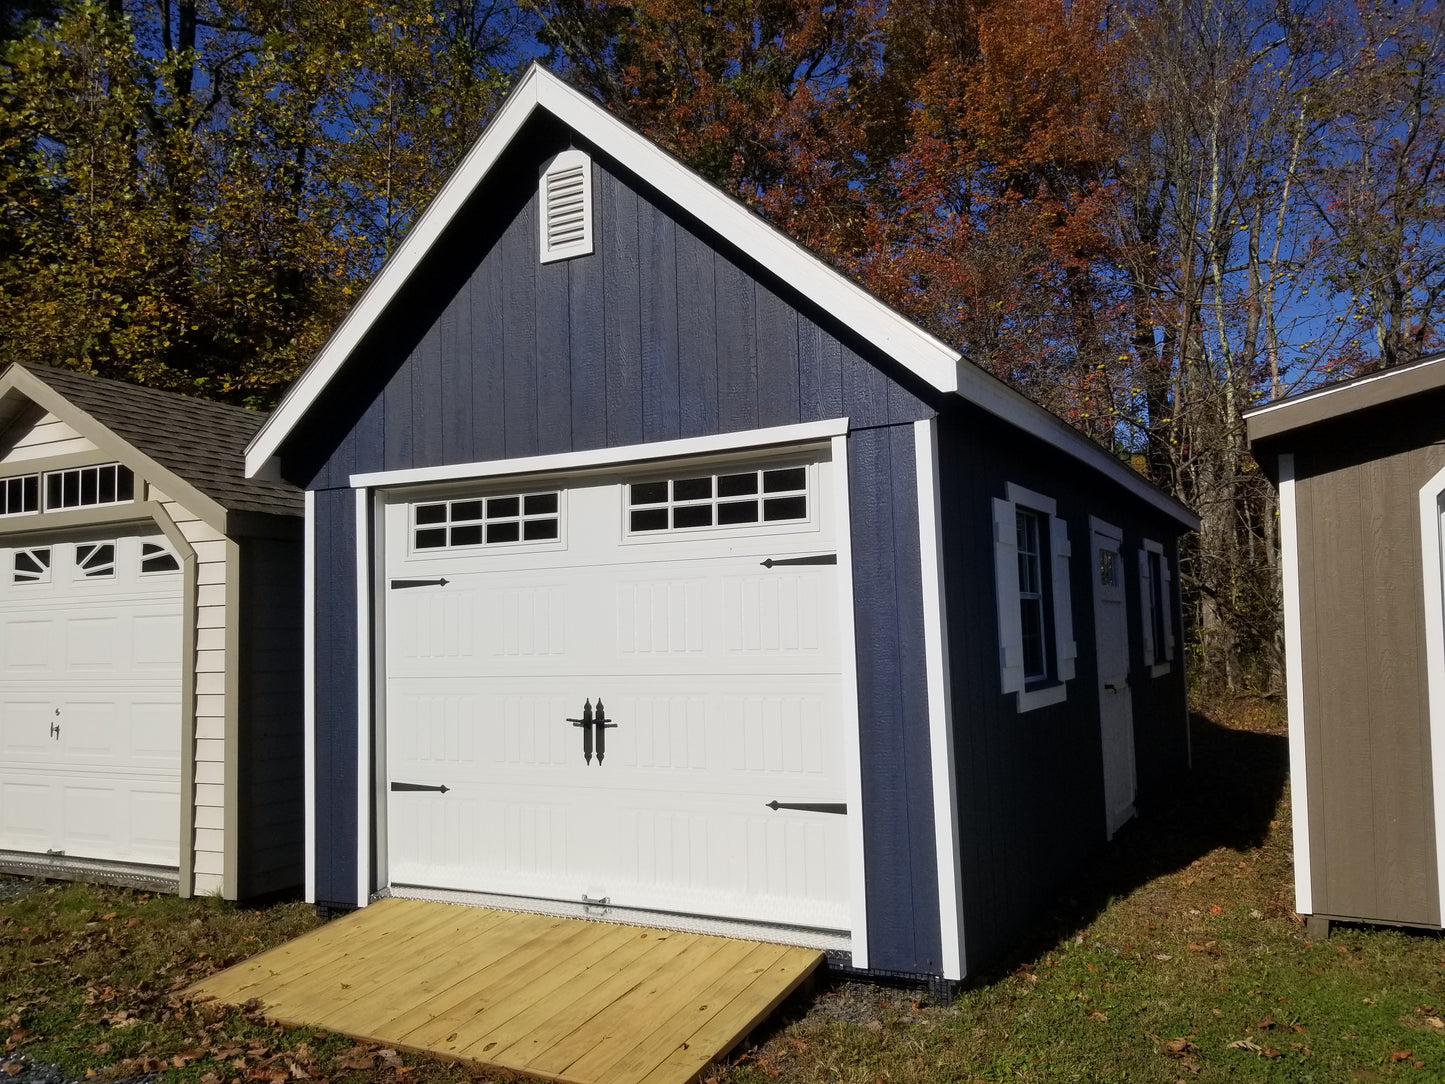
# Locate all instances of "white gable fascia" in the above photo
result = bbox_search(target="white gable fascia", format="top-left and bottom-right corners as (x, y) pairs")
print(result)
(243, 66), (1198, 533)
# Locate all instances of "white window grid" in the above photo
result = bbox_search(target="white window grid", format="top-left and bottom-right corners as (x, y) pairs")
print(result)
(412, 492), (561, 551)
(627, 465), (809, 535)
(1015, 507), (1049, 683)
(0, 474), (39, 517)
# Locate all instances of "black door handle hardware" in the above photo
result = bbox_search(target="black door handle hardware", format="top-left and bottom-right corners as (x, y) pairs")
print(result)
(391, 578), (450, 589)
(765, 800), (847, 814)
(567, 699), (618, 764)
(390, 781), (450, 793)
(760, 554), (837, 568)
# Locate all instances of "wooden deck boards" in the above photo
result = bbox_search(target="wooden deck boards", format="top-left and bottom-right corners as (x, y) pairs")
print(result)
(186, 898), (822, 1084)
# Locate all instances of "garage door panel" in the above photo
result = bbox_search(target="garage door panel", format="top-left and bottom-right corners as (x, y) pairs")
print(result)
(0, 778), (53, 851)
(1, 618), (53, 674)
(0, 532), (181, 868)
(383, 455), (849, 930)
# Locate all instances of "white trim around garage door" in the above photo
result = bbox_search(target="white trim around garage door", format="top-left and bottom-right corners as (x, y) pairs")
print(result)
(350, 418), (871, 961)
(348, 418), (850, 491)
(914, 418), (964, 981)
(1278, 454), (1313, 916)
(354, 487), (372, 909)
(1418, 461), (1445, 924)
(303, 490), (316, 904)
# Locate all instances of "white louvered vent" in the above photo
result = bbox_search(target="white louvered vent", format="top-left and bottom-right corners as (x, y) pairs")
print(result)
(540, 150), (593, 263)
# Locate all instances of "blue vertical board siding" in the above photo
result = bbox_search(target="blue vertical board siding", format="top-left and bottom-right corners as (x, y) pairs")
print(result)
(440, 295), (473, 464)
(674, 223), (718, 438)
(755, 284), (801, 429)
(569, 163), (608, 452)
(847, 426), (942, 974)
(714, 253), (758, 432)
(288, 125), (951, 972)
(313, 487), (358, 905)
(639, 193), (680, 442)
(503, 196), (540, 458)
(602, 169), (643, 447)
(535, 228), (573, 457)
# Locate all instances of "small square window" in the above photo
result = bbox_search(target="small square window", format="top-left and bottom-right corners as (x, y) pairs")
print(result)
(627, 464), (810, 535)
(410, 491), (561, 551)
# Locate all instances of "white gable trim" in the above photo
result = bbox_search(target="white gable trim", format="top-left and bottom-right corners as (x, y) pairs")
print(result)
(1418, 461), (1445, 925)
(241, 69), (1197, 532)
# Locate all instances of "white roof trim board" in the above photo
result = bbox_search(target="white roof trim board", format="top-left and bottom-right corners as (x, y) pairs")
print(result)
(244, 65), (1196, 530)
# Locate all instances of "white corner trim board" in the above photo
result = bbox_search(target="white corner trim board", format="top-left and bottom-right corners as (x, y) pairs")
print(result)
(354, 487), (372, 909)
(914, 419), (964, 980)
(303, 489), (316, 904)
(348, 418), (850, 489)
(1418, 460), (1445, 924)
(830, 431), (870, 971)
(1277, 454), (1313, 916)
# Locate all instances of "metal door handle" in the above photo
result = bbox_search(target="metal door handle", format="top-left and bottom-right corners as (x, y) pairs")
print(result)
(567, 698), (618, 765)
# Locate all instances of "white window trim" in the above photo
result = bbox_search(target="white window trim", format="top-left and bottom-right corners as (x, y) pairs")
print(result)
(992, 482), (1076, 713)
(539, 149), (593, 263)
(1140, 537), (1174, 677)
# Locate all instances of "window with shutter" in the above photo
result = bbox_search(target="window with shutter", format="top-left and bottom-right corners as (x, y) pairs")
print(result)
(992, 482), (1075, 712)
(539, 150), (593, 263)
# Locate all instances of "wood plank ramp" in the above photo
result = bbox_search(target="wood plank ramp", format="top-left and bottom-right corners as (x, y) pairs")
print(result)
(186, 898), (822, 1084)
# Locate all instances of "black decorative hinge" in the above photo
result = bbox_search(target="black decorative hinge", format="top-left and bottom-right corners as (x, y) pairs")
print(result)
(390, 781), (450, 793)
(765, 800), (847, 814)
(390, 578), (450, 589)
(760, 554), (837, 568)
(567, 698), (618, 764)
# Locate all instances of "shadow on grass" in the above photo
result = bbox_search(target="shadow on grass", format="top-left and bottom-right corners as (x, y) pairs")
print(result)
(971, 708), (1290, 986)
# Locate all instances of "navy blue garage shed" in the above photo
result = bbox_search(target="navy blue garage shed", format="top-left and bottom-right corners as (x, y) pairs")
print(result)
(245, 65), (1198, 985)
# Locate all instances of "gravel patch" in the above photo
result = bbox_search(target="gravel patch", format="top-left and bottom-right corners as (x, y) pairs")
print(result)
(0, 1053), (158, 1084)
(0, 874), (40, 904)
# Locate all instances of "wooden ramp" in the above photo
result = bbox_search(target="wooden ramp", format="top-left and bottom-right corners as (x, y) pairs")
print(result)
(187, 898), (823, 1084)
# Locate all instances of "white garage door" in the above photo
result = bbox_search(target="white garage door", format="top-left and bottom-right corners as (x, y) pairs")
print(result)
(383, 449), (851, 930)
(0, 530), (183, 866)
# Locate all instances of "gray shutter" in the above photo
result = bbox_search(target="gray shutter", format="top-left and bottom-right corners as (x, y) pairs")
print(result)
(1051, 516), (1076, 681)
(993, 498), (1025, 694)
(1161, 550), (1175, 661)
(1139, 548), (1156, 667)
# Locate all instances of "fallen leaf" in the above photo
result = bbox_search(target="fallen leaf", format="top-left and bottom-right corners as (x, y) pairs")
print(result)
(376, 1049), (403, 1070)
(1163, 1037), (1197, 1057)
(1257, 1018), (1276, 1030)
(1227, 1038), (1263, 1053)
(1262, 1047), (1281, 1058)
(1427, 1017), (1445, 1030)
(1155, 954), (1172, 961)
(1088, 1011), (1108, 1021)
(1210, 905), (1223, 914)
(1390, 1051), (1412, 1061)
(2, 1063), (23, 1077)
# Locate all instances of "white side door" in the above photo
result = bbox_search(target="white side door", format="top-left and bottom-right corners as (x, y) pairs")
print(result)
(382, 451), (851, 930)
(0, 531), (183, 865)
(1091, 518), (1136, 839)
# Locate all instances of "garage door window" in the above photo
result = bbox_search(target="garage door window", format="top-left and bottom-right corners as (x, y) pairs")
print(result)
(140, 542), (180, 574)
(44, 463), (134, 512)
(12, 548), (50, 584)
(76, 542), (115, 579)
(412, 492), (560, 550)
(628, 466), (808, 534)
(1, 474), (39, 517)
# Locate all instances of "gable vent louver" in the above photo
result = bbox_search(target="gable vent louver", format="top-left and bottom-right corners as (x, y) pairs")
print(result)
(540, 150), (594, 263)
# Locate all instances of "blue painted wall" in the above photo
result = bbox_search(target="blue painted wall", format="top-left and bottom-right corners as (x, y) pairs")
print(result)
(282, 117), (945, 975)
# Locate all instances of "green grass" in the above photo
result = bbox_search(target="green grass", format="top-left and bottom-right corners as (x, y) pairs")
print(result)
(4, 699), (1443, 1084)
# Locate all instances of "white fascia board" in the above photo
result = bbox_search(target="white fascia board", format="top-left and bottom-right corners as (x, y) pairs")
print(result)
(1243, 352), (1445, 423)
(957, 361), (1200, 531)
(1418, 462), (1445, 925)
(244, 76), (544, 477)
(1278, 454), (1313, 915)
(349, 418), (848, 489)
